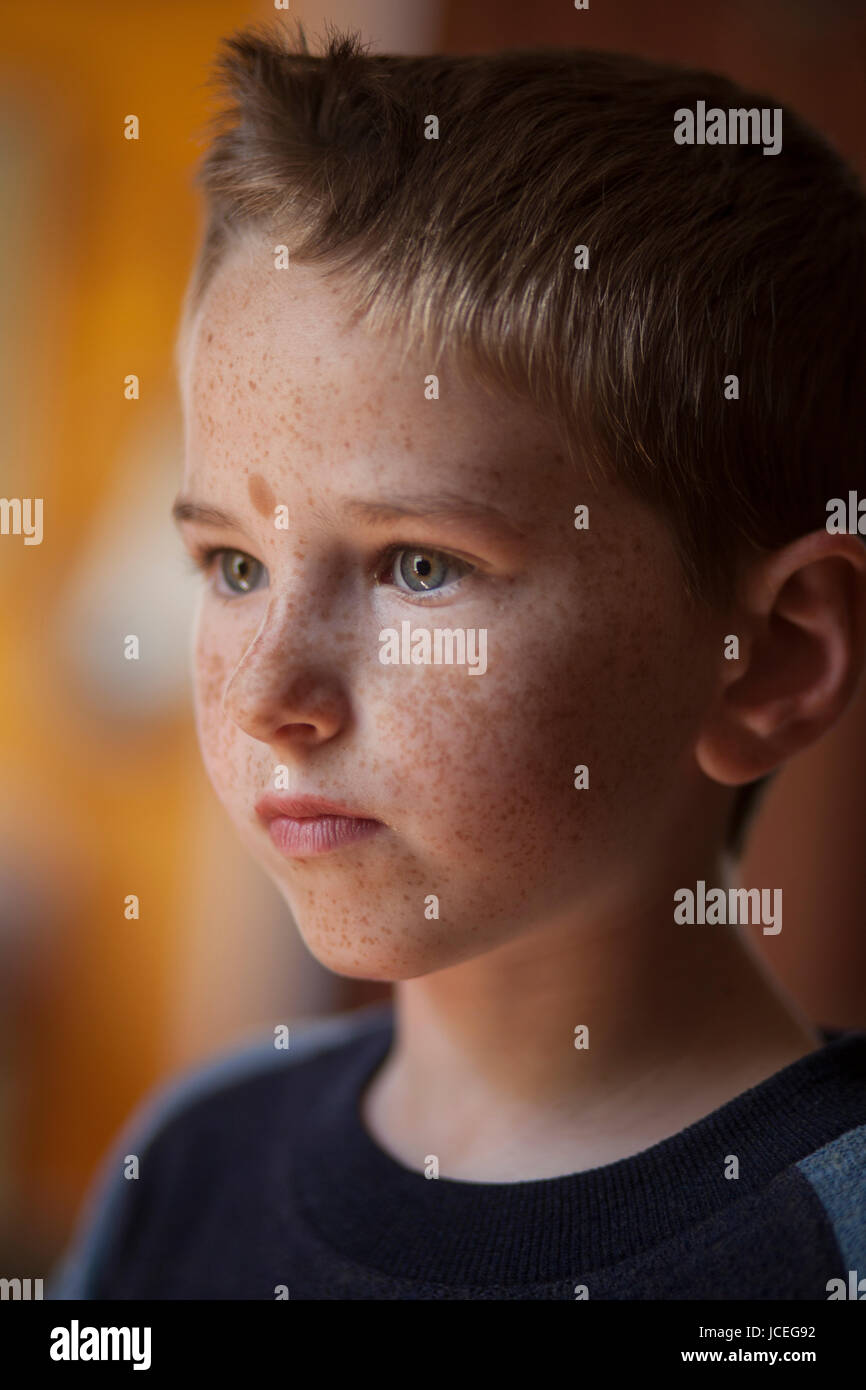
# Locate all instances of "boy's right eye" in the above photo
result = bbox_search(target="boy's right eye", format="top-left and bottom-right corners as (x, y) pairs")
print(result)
(187, 546), (267, 597)
(218, 549), (265, 595)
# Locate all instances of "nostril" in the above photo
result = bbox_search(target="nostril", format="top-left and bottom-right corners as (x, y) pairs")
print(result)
(276, 721), (320, 743)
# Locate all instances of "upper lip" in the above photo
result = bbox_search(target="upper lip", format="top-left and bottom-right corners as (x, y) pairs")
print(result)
(255, 792), (381, 823)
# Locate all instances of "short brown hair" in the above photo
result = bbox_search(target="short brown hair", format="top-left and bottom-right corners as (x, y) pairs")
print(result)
(181, 19), (866, 853)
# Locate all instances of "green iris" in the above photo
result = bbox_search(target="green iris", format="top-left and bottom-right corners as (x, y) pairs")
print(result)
(397, 549), (450, 592)
(221, 551), (263, 593)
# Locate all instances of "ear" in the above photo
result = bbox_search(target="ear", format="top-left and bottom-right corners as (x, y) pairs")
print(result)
(695, 530), (866, 786)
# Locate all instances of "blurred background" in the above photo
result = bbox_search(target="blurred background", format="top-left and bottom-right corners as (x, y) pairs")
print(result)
(1, 0), (865, 1277)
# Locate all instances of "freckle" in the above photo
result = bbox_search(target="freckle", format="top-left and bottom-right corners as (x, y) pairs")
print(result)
(249, 380), (257, 391)
(248, 471), (275, 518)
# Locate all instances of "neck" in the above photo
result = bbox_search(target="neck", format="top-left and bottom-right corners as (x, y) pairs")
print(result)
(361, 844), (822, 1180)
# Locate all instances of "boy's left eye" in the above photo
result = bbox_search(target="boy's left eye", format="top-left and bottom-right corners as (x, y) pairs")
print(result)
(377, 546), (473, 598)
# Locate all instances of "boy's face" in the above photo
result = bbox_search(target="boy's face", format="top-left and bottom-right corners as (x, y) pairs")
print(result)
(177, 236), (720, 979)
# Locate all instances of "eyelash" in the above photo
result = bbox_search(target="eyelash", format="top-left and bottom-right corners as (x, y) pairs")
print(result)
(184, 543), (476, 603)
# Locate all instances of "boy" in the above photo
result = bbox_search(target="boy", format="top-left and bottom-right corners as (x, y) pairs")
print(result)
(49, 21), (866, 1299)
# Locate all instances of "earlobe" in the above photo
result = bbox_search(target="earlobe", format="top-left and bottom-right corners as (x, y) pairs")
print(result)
(695, 531), (866, 789)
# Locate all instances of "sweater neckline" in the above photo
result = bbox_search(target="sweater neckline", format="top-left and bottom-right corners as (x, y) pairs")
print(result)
(292, 1010), (866, 1287)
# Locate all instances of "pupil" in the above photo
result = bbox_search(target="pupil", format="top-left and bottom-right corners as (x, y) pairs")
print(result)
(398, 548), (445, 591)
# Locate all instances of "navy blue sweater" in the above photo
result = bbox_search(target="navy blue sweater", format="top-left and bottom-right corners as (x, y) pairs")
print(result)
(48, 1003), (866, 1299)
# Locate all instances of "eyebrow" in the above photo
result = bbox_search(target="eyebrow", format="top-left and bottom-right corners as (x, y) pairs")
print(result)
(171, 491), (527, 540)
(343, 495), (527, 540)
(172, 498), (242, 528)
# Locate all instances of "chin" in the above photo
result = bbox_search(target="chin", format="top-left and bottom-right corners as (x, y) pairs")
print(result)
(289, 912), (457, 982)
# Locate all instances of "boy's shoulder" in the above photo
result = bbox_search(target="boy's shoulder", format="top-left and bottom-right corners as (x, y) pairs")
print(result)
(47, 1002), (392, 1299)
(795, 1115), (866, 1270)
(122, 1000), (391, 1135)
(105, 1000), (392, 1155)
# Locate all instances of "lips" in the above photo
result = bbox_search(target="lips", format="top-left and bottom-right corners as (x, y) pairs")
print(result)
(255, 792), (379, 822)
(255, 792), (384, 858)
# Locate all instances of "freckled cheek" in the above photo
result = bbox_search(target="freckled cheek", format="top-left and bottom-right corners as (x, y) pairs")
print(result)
(366, 617), (674, 856)
(368, 662), (586, 833)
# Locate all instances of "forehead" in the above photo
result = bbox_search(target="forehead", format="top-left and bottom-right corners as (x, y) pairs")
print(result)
(178, 237), (566, 488)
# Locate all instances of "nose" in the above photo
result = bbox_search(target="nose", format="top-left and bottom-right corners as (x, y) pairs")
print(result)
(220, 601), (350, 749)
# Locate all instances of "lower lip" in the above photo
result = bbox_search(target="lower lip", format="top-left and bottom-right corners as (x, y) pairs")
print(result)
(267, 815), (384, 858)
